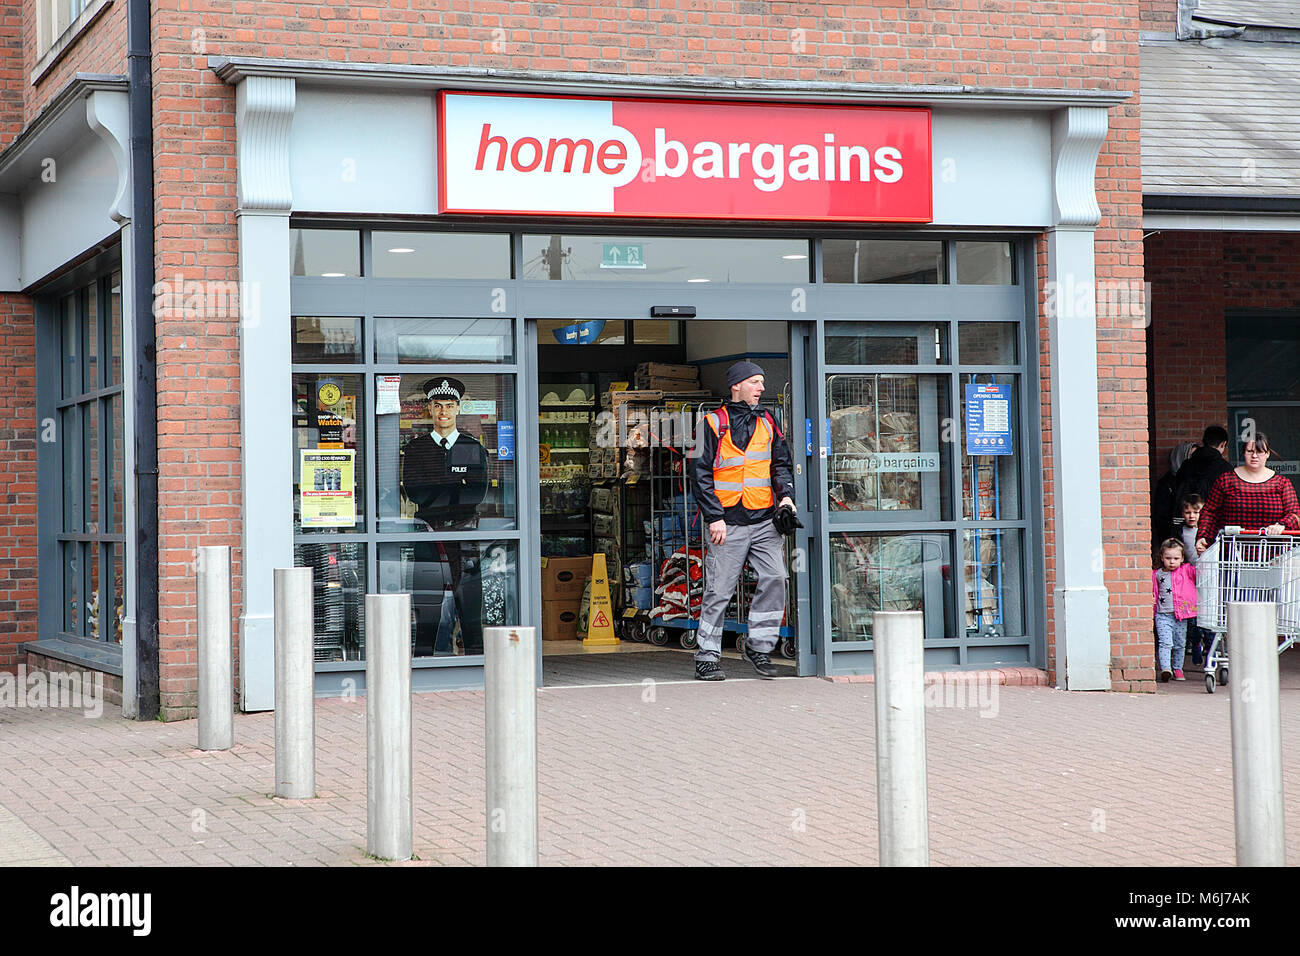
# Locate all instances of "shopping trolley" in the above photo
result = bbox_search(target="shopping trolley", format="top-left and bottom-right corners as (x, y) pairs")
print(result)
(1194, 527), (1300, 694)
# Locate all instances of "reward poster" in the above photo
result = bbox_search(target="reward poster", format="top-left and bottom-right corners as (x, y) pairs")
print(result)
(300, 449), (356, 527)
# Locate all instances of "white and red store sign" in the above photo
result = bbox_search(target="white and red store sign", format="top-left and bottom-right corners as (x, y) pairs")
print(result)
(437, 92), (932, 222)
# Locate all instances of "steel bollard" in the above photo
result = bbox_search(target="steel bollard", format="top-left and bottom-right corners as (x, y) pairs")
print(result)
(485, 626), (538, 867)
(366, 593), (413, 861)
(1227, 602), (1286, 866)
(197, 546), (234, 751)
(874, 610), (930, 867)
(274, 567), (315, 799)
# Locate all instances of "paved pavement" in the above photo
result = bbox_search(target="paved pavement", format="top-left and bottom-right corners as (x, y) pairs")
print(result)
(1, 655), (1298, 866)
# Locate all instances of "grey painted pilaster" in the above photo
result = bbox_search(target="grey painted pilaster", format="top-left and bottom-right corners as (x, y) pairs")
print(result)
(1046, 106), (1111, 691)
(87, 89), (138, 715)
(235, 75), (296, 712)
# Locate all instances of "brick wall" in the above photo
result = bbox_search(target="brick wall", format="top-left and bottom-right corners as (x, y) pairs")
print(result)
(0, 0), (22, 148)
(0, 293), (37, 674)
(142, 0), (1144, 711)
(1139, 0), (1176, 31)
(21, 0), (129, 127)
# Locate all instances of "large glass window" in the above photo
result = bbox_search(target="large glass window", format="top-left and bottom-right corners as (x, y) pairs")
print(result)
(823, 239), (944, 284)
(290, 288), (520, 662)
(372, 231), (510, 280)
(521, 235), (810, 283)
(54, 272), (125, 644)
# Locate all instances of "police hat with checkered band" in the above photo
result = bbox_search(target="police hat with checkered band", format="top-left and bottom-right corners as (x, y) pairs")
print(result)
(422, 377), (466, 402)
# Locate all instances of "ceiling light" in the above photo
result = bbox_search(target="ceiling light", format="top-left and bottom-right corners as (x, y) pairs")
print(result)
(387, 247), (415, 254)
(686, 277), (710, 283)
(782, 254), (808, 260)
(320, 272), (345, 277)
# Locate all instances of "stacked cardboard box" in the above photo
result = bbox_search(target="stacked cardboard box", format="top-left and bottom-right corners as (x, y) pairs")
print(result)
(635, 362), (700, 391)
(541, 556), (590, 640)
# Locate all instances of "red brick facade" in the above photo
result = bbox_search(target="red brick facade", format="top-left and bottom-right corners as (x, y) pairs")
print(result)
(0, 294), (37, 672)
(3, 1), (1151, 709)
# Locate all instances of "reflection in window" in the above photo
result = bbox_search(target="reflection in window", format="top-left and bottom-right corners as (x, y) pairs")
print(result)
(372, 231), (510, 279)
(378, 540), (519, 658)
(296, 543), (366, 661)
(963, 529), (1023, 637)
(292, 317), (363, 364)
(830, 533), (952, 641)
(823, 240), (944, 284)
(290, 229), (361, 277)
(959, 374), (1021, 521)
(522, 235), (810, 283)
(826, 322), (948, 365)
(955, 241), (1014, 285)
(374, 317), (514, 364)
(292, 373), (366, 534)
(958, 322), (1017, 364)
(826, 374), (951, 518)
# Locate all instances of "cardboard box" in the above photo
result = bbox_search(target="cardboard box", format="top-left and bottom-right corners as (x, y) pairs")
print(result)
(637, 363), (698, 380)
(543, 599), (583, 641)
(601, 389), (664, 409)
(541, 556), (591, 598)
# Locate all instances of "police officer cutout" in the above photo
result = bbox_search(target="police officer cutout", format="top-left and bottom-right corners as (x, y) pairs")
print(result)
(401, 377), (489, 656)
(689, 361), (798, 680)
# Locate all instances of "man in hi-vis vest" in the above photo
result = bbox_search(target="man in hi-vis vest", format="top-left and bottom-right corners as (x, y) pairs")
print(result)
(688, 361), (797, 681)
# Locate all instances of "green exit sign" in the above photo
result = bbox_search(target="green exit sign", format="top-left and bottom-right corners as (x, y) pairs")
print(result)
(600, 243), (645, 270)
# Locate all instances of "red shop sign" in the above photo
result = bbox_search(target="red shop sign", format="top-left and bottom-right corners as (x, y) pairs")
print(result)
(438, 92), (932, 222)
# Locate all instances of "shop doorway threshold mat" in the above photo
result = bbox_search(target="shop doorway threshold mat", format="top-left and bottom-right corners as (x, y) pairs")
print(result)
(542, 649), (796, 687)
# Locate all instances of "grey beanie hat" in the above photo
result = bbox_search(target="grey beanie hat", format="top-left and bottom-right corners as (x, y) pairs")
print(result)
(726, 360), (765, 389)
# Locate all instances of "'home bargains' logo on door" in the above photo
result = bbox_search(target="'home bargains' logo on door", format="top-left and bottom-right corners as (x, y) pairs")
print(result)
(437, 92), (931, 222)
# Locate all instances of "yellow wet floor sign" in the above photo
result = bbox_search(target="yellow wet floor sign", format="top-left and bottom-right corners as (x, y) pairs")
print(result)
(583, 553), (620, 646)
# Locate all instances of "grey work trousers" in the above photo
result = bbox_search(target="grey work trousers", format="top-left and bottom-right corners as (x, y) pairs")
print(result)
(694, 518), (788, 662)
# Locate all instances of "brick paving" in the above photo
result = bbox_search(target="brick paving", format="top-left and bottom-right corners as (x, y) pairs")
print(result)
(1, 660), (1298, 867)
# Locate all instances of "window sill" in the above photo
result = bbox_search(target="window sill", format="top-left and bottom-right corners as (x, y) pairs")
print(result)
(31, 0), (115, 88)
(20, 637), (124, 677)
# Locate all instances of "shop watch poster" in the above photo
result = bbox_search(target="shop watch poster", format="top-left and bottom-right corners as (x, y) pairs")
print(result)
(300, 449), (356, 527)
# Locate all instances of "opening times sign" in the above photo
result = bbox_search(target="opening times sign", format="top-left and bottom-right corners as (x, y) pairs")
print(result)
(965, 384), (1013, 456)
(439, 92), (932, 222)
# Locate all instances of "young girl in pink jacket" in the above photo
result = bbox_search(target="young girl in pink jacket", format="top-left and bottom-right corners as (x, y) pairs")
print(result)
(1153, 538), (1197, 682)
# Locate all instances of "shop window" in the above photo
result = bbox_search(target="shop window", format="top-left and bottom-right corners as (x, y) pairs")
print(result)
(291, 229), (362, 277)
(292, 373), (366, 534)
(54, 272), (126, 644)
(375, 372), (517, 533)
(632, 320), (682, 345)
(962, 529), (1024, 639)
(295, 543), (366, 662)
(374, 317), (514, 364)
(377, 541), (519, 658)
(826, 374), (952, 519)
(955, 241), (1015, 285)
(825, 321), (948, 365)
(823, 239), (944, 284)
(959, 374), (1022, 521)
(537, 319), (625, 346)
(292, 317), (363, 364)
(958, 322), (1017, 365)
(372, 231), (510, 280)
(830, 533), (953, 642)
(522, 235), (810, 283)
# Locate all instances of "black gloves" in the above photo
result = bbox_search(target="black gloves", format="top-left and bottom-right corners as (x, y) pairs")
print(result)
(773, 504), (804, 537)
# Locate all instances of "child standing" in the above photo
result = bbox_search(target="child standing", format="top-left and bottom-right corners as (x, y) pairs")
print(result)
(1153, 538), (1197, 682)
(1178, 493), (1210, 666)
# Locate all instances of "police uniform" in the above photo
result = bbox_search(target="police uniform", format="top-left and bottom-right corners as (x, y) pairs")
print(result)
(401, 377), (489, 656)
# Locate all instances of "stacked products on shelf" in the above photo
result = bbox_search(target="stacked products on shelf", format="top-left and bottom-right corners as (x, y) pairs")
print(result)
(540, 555), (590, 641)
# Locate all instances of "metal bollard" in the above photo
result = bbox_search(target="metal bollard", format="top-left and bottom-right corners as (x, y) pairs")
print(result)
(366, 593), (413, 861)
(197, 546), (234, 751)
(873, 610), (930, 867)
(1227, 602), (1286, 866)
(274, 567), (315, 799)
(485, 626), (538, 867)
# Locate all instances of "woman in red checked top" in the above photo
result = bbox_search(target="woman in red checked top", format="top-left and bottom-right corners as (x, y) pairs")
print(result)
(1195, 432), (1300, 554)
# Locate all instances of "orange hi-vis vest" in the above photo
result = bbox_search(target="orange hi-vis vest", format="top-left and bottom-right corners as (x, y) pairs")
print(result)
(707, 408), (775, 509)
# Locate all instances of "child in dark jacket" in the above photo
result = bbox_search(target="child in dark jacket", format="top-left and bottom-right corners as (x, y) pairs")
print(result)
(1153, 538), (1197, 682)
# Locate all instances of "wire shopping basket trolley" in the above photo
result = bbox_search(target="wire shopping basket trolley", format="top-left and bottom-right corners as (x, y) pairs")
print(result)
(1195, 527), (1300, 694)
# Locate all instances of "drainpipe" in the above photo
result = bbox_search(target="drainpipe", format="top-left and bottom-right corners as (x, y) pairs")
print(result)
(128, 0), (158, 720)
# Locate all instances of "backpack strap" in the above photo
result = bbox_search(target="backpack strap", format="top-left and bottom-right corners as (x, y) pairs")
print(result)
(708, 408), (730, 469)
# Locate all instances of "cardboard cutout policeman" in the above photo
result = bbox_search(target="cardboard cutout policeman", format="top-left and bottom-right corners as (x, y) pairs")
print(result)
(401, 377), (489, 655)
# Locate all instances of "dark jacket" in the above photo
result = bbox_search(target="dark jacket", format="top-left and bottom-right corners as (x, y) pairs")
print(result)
(401, 432), (489, 528)
(690, 401), (795, 526)
(1173, 446), (1234, 516)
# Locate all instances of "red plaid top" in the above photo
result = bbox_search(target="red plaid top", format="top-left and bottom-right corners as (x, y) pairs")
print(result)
(1196, 471), (1300, 544)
